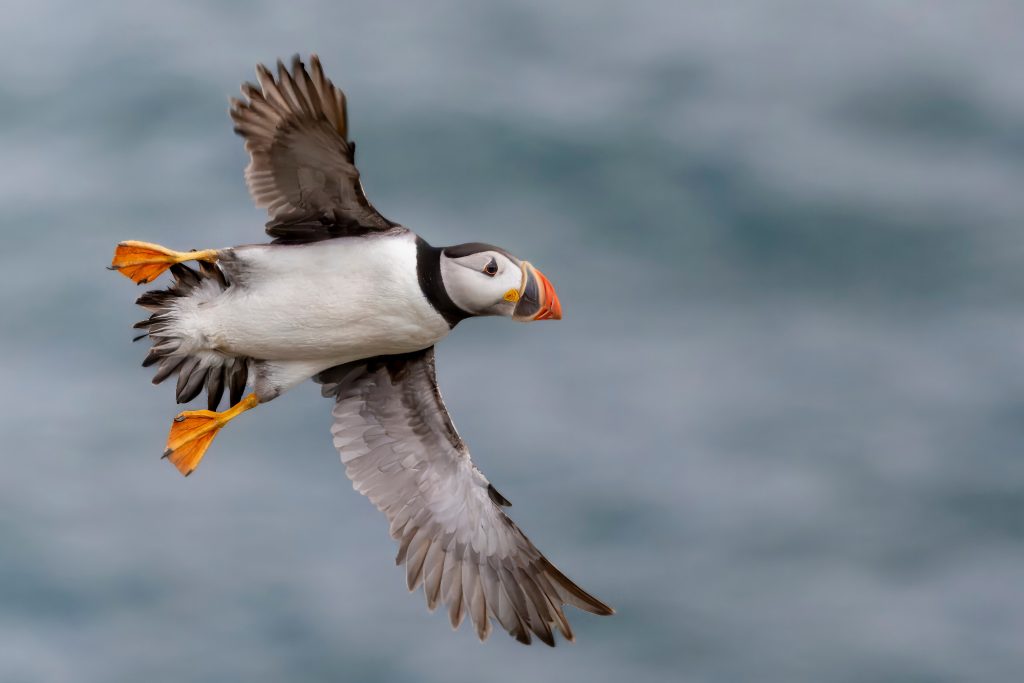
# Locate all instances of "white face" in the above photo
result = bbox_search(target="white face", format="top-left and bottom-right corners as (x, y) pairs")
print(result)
(439, 249), (524, 317)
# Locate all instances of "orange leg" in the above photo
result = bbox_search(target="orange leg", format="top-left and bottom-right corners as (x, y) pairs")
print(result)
(163, 394), (259, 476)
(110, 240), (219, 285)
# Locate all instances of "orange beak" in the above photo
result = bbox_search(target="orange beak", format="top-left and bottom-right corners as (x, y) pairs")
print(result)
(531, 267), (562, 321)
(513, 262), (563, 322)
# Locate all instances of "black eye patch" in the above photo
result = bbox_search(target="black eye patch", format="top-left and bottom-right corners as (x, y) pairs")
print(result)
(483, 257), (498, 276)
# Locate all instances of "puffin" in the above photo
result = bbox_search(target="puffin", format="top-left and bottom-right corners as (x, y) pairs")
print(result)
(109, 55), (612, 646)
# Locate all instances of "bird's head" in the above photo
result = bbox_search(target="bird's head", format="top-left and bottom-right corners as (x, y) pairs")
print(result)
(439, 243), (562, 321)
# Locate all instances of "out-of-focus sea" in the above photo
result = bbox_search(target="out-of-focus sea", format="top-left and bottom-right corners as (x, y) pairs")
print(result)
(2, 2), (1023, 681)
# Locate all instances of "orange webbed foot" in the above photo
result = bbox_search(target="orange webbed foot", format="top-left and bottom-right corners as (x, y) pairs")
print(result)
(110, 241), (218, 285)
(162, 394), (258, 476)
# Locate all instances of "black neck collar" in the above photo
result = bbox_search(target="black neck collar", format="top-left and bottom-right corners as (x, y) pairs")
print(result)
(416, 237), (470, 328)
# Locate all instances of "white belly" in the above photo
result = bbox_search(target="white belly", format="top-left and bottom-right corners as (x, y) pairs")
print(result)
(196, 234), (451, 363)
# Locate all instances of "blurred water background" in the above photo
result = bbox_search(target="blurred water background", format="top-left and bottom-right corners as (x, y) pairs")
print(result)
(2, 1), (1023, 681)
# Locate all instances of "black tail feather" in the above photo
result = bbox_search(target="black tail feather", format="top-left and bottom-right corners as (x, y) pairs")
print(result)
(228, 358), (248, 407)
(206, 368), (225, 411)
(132, 261), (250, 410)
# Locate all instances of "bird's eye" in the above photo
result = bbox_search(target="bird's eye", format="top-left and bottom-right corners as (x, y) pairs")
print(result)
(483, 258), (498, 277)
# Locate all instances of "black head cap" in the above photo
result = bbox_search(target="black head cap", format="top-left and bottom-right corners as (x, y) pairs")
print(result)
(442, 242), (517, 262)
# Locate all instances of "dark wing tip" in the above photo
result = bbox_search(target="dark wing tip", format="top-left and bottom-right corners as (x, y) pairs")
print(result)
(540, 557), (616, 616)
(487, 483), (512, 507)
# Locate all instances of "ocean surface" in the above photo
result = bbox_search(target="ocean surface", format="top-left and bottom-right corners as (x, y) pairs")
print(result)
(2, 2), (1023, 681)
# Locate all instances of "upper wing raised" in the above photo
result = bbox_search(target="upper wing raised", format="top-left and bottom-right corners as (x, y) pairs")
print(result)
(316, 348), (613, 646)
(230, 55), (399, 243)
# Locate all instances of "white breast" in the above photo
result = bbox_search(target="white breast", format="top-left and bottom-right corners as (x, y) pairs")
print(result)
(194, 234), (452, 363)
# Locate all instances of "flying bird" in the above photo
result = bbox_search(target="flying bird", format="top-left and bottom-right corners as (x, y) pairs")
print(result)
(109, 55), (612, 645)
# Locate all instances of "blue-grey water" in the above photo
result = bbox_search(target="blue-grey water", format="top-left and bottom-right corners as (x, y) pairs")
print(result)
(2, 2), (1023, 681)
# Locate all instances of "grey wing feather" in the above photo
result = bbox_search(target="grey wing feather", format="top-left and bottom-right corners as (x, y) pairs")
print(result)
(230, 54), (398, 243)
(316, 347), (613, 646)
